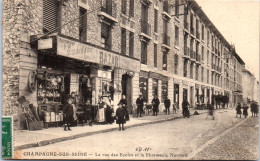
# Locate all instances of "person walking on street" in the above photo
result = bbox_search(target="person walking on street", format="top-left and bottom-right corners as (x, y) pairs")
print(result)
(116, 103), (126, 131)
(84, 100), (93, 126)
(63, 98), (74, 131)
(172, 102), (177, 114)
(119, 95), (129, 121)
(136, 94), (144, 117)
(164, 96), (171, 115)
(182, 99), (190, 118)
(243, 103), (249, 118)
(236, 103), (242, 118)
(152, 95), (160, 116)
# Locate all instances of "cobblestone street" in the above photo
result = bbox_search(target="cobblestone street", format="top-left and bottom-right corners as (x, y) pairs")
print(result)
(15, 108), (258, 160)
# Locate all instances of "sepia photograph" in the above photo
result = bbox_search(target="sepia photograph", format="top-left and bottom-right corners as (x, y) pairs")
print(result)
(2, 0), (259, 160)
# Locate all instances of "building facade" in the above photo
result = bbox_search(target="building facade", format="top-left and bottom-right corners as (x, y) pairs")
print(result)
(242, 68), (259, 104)
(3, 0), (245, 130)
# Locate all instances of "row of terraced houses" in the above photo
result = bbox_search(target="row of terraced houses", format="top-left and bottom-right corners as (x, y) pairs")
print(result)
(3, 0), (250, 129)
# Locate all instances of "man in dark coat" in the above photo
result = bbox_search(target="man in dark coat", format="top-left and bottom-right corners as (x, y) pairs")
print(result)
(236, 103), (242, 118)
(136, 94), (144, 117)
(116, 103), (127, 131)
(152, 95), (160, 116)
(84, 100), (93, 126)
(182, 99), (190, 118)
(164, 96), (171, 115)
(63, 98), (74, 131)
(242, 104), (249, 118)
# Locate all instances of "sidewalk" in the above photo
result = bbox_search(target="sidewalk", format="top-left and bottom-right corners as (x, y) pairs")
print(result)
(14, 108), (212, 150)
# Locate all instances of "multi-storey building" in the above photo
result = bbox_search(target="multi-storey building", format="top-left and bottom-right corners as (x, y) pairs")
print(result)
(3, 0), (245, 130)
(242, 68), (258, 104)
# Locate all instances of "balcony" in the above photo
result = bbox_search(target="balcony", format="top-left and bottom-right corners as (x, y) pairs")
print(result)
(98, 0), (118, 23)
(140, 21), (152, 40)
(162, 33), (170, 49)
(190, 50), (196, 61)
(184, 47), (190, 58)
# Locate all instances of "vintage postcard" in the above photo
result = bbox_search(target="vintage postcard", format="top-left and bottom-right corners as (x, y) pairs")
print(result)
(2, 0), (259, 160)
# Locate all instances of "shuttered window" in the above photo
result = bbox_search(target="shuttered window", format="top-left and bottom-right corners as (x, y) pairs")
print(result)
(129, 32), (134, 57)
(79, 7), (87, 41)
(43, 0), (59, 33)
(129, 0), (134, 17)
(121, 28), (126, 55)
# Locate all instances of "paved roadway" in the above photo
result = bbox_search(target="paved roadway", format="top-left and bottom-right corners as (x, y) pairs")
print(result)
(16, 109), (259, 160)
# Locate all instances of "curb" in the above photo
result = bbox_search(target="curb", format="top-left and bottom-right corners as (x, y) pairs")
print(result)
(14, 111), (209, 151)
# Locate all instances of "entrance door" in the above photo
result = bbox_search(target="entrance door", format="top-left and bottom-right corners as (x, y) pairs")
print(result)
(190, 86), (194, 107)
(122, 74), (132, 112)
(183, 88), (188, 102)
(174, 84), (179, 104)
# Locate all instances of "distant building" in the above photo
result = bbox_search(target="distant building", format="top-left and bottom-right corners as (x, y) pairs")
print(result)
(242, 68), (256, 104)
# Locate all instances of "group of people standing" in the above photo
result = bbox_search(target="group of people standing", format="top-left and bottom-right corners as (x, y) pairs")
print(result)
(236, 102), (258, 118)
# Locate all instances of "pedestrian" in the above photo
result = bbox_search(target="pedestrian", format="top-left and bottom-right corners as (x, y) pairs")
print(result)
(84, 100), (93, 126)
(152, 95), (160, 116)
(136, 94), (144, 117)
(172, 102), (177, 114)
(164, 96), (171, 115)
(236, 103), (242, 118)
(243, 103), (249, 118)
(105, 97), (114, 124)
(96, 97), (106, 123)
(116, 103), (126, 131)
(182, 99), (190, 118)
(119, 95), (129, 121)
(206, 105), (214, 120)
(63, 98), (74, 131)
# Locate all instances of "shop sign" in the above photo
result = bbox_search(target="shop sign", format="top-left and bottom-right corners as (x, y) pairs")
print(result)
(57, 36), (140, 72)
(38, 38), (53, 50)
(97, 70), (112, 80)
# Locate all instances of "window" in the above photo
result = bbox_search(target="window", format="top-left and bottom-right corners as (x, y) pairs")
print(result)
(129, 32), (134, 57)
(175, 26), (179, 46)
(129, 0), (134, 17)
(161, 81), (168, 102)
(175, 0), (179, 18)
(201, 67), (204, 82)
(207, 30), (209, 45)
(43, 0), (59, 33)
(184, 60), (188, 77)
(174, 54), (178, 74)
(154, 9), (158, 33)
(201, 46), (204, 61)
(154, 44), (157, 67)
(79, 7), (87, 41)
(207, 70), (209, 83)
(101, 23), (112, 49)
(195, 65), (199, 80)
(190, 14), (194, 34)
(207, 50), (209, 65)
(121, 28), (126, 55)
(141, 41), (148, 64)
(190, 62), (193, 79)
(121, 0), (127, 14)
(139, 77), (148, 102)
(152, 79), (158, 97)
(163, 52), (167, 70)
(202, 25), (204, 40)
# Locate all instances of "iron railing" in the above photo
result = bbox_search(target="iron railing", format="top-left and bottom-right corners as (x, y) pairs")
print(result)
(99, 0), (117, 18)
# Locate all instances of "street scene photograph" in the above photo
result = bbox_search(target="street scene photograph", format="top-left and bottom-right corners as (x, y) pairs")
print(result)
(2, 0), (259, 160)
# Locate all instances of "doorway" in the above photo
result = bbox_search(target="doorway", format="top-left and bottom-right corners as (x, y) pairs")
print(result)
(183, 88), (188, 102)
(121, 74), (132, 112)
(190, 86), (194, 107)
(174, 84), (179, 104)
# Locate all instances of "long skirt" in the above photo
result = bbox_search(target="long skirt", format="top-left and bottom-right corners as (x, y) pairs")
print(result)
(96, 108), (105, 123)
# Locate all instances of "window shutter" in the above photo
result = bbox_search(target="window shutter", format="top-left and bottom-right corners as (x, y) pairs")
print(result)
(43, 0), (59, 33)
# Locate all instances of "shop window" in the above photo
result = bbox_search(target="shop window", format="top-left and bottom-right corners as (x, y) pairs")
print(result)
(79, 7), (87, 41)
(154, 44), (157, 67)
(43, 0), (59, 33)
(139, 77), (148, 102)
(129, 32), (134, 57)
(102, 80), (112, 96)
(152, 79), (158, 97)
(129, 0), (134, 17)
(161, 81), (168, 103)
(141, 41), (148, 64)
(101, 23), (112, 49)
(121, 0), (127, 14)
(121, 28), (126, 55)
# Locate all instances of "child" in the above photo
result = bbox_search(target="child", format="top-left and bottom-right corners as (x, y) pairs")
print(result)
(116, 103), (126, 131)
(63, 98), (74, 131)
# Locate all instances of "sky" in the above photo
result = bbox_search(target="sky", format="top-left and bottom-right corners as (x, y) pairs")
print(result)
(196, 0), (259, 80)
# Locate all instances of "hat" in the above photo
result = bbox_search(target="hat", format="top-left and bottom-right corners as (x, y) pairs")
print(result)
(139, 93), (142, 96)
(17, 96), (27, 104)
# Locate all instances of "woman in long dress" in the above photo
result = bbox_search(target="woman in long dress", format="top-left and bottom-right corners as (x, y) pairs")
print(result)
(96, 98), (106, 123)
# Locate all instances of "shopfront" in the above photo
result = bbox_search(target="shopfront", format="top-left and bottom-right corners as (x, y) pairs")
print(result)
(21, 35), (140, 129)
(139, 71), (149, 102)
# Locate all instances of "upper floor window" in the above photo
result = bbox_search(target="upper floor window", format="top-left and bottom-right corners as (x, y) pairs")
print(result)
(43, 0), (59, 34)
(129, 0), (134, 17)
(141, 41), (148, 64)
(175, 25), (179, 46)
(174, 54), (178, 74)
(163, 51), (168, 70)
(129, 32), (134, 57)
(154, 44), (157, 67)
(79, 7), (87, 41)
(121, 0), (127, 14)
(175, 0), (179, 18)
(101, 23), (112, 49)
(154, 9), (158, 33)
(121, 28), (126, 55)
(202, 25), (204, 40)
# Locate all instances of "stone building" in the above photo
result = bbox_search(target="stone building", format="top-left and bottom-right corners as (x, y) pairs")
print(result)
(3, 0), (246, 130)
(242, 68), (259, 104)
